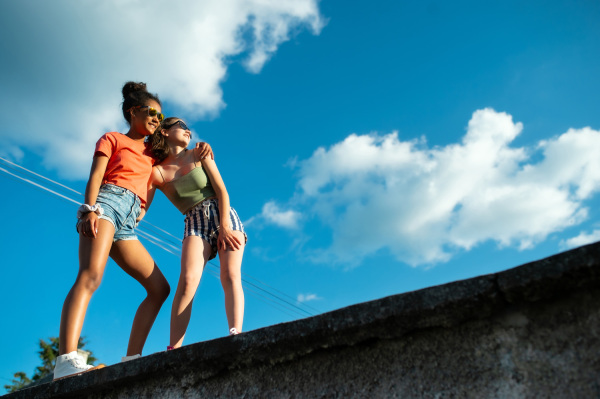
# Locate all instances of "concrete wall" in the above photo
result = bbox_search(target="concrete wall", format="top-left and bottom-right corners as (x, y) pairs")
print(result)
(5, 242), (600, 398)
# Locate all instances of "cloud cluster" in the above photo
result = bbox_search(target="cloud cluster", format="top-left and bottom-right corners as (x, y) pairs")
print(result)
(297, 293), (321, 303)
(260, 201), (301, 229)
(561, 229), (600, 250)
(0, 0), (323, 178)
(268, 109), (600, 266)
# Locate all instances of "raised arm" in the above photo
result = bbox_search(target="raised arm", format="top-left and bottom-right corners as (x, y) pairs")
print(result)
(195, 141), (214, 160)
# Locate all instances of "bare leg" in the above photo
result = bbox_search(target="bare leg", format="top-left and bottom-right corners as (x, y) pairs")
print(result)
(110, 240), (170, 356)
(170, 236), (211, 348)
(59, 220), (115, 355)
(219, 231), (246, 332)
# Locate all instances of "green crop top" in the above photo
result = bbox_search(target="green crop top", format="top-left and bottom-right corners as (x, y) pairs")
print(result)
(160, 166), (216, 214)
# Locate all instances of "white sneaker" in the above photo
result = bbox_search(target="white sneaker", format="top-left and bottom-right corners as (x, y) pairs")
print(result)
(229, 328), (240, 335)
(121, 354), (141, 362)
(53, 351), (94, 380)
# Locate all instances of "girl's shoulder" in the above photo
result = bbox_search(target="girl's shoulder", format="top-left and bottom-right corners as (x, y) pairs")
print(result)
(150, 164), (166, 186)
(100, 131), (123, 139)
(97, 131), (129, 146)
(95, 132), (123, 157)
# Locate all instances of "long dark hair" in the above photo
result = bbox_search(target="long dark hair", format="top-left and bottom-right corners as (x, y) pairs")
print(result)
(148, 117), (180, 162)
(121, 81), (161, 125)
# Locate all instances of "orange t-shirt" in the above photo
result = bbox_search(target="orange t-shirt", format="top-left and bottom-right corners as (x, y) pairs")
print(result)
(94, 132), (155, 206)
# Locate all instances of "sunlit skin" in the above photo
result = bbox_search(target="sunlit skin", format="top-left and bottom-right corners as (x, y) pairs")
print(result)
(59, 100), (171, 357)
(145, 120), (245, 347)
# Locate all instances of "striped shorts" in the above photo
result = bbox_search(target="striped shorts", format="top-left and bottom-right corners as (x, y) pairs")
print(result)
(183, 198), (246, 260)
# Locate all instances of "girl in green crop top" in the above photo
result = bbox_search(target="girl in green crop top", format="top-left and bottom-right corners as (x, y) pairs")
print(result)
(145, 117), (247, 347)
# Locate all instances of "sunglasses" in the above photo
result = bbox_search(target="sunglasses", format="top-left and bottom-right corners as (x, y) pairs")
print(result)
(166, 120), (192, 139)
(129, 105), (165, 121)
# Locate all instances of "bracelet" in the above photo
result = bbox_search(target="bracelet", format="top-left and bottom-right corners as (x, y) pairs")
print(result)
(77, 204), (104, 219)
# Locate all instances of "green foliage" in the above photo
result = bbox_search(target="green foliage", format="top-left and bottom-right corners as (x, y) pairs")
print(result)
(4, 337), (98, 393)
(4, 372), (31, 393)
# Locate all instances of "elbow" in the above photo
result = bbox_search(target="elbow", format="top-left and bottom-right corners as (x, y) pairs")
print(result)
(218, 192), (229, 203)
(214, 187), (228, 199)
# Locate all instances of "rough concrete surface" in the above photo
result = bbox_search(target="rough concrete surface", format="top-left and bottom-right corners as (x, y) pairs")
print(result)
(4, 242), (600, 398)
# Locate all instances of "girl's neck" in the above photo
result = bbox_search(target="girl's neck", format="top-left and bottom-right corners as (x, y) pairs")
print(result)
(166, 145), (189, 163)
(126, 128), (146, 142)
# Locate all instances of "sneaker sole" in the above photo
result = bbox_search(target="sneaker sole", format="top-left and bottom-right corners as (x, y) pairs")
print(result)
(53, 364), (106, 381)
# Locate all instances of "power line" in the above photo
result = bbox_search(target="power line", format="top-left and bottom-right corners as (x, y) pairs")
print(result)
(0, 167), (80, 205)
(0, 157), (321, 317)
(0, 156), (81, 196)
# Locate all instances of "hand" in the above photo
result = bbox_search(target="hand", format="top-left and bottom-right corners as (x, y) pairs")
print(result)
(136, 208), (146, 224)
(217, 226), (242, 251)
(195, 142), (214, 160)
(79, 212), (99, 238)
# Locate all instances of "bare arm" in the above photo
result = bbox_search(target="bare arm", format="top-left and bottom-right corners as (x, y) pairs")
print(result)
(80, 155), (109, 238)
(139, 167), (163, 222)
(199, 154), (241, 251)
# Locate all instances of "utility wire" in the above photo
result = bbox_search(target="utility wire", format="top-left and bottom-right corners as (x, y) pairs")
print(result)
(0, 157), (320, 317)
(0, 167), (80, 205)
(0, 156), (81, 195)
(0, 156), (187, 246)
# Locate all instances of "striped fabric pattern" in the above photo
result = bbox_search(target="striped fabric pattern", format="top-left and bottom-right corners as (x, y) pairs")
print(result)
(183, 198), (246, 259)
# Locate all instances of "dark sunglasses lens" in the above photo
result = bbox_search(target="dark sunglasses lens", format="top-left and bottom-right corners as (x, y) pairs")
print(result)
(147, 107), (164, 121)
(179, 121), (189, 131)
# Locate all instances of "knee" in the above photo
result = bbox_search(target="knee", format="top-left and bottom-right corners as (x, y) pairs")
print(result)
(149, 275), (170, 304)
(179, 273), (201, 298)
(76, 270), (103, 293)
(157, 279), (171, 303)
(220, 268), (241, 287)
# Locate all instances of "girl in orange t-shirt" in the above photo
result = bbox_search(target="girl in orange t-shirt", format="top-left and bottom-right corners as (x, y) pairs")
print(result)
(54, 82), (212, 380)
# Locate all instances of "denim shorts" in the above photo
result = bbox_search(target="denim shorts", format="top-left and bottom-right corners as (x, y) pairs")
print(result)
(76, 184), (141, 242)
(184, 198), (247, 260)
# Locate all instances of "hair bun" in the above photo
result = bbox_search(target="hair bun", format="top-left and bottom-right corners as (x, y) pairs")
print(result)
(122, 81), (148, 98)
(121, 81), (161, 125)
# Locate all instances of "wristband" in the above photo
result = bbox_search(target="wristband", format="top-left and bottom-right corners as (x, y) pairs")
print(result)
(77, 204), (104, 219)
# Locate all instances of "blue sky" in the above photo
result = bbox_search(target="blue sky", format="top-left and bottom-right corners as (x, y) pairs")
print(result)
(2, 0), (600, 388)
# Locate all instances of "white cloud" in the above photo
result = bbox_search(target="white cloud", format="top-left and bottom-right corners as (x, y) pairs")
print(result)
(561, 230), (600, 250)
(274, 108), (600, 266)
(261, 201), (301, 229)
(0, 146), (24, 163)
(297, 293), (321, 303)
(0, 0), (323, 179)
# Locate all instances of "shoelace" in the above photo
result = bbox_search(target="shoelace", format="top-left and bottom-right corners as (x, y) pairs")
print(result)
(69, 358), (90, 369)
